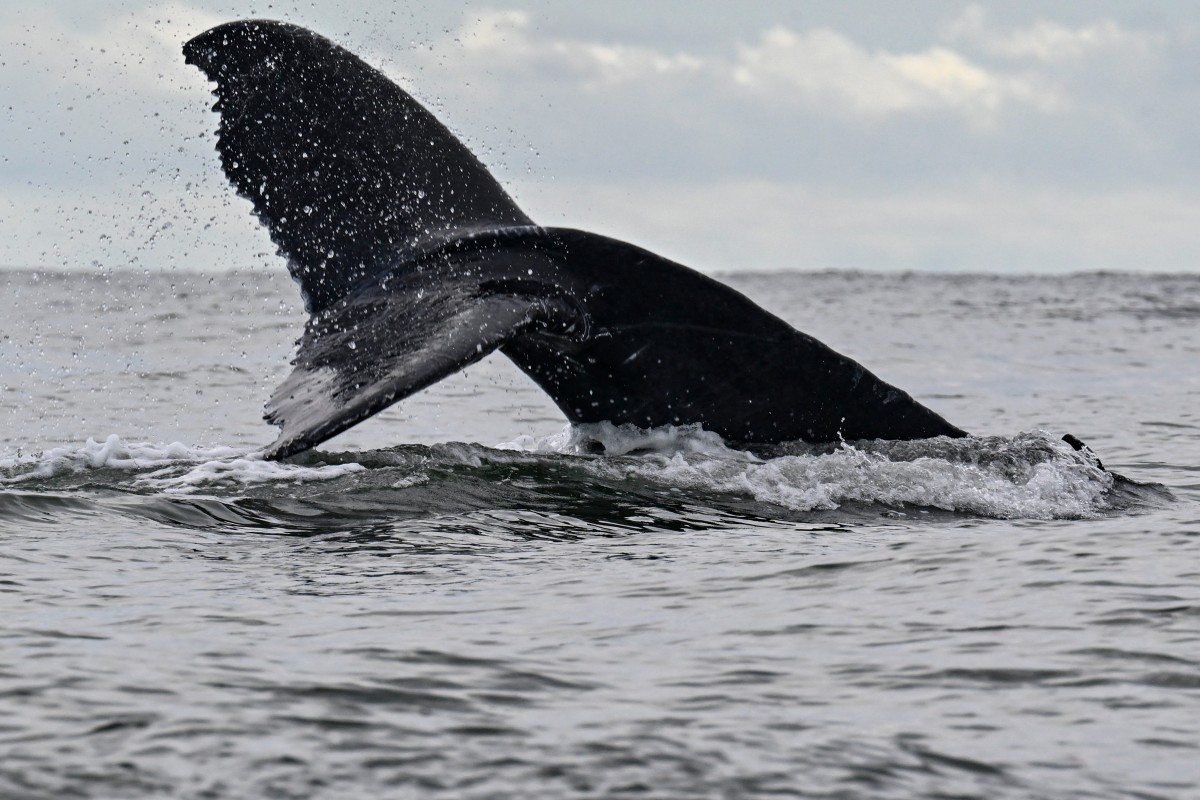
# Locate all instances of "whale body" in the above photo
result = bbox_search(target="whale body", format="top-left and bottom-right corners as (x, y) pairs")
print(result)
(184, 20), (966, 460)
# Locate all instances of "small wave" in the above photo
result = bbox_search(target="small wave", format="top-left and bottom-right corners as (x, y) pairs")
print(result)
(499, 421), (752, 460)
(1, 427), (1132, 521)
(503, 424), (1116, 519)
(0, 434), (364, 491)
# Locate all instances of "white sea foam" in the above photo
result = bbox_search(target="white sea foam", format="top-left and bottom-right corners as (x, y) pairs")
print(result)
(502, 424), (1114, 519)
(2, 428), (1115, 517)
(499, 422), (754, 460)
(0, 434), (365, 490)
(613, 441), (1109, 518)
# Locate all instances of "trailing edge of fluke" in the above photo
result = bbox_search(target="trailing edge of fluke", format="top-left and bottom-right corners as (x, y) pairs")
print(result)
(183, 19), (967, 460)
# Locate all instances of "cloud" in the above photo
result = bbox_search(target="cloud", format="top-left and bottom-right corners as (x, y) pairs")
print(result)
(0, 3), (258, 268)
(988, 19), (1165, 62)
(513, 175), (1200, 274)
(2, 3), (1196, 274)
(946, 4), (1169, 64)
(452, 9), (703, 87)
(731, 26), (1059, 124)
(439, 11), (1062, 127)
(0, 2), (226, 190)
(1, 2), (222, 96)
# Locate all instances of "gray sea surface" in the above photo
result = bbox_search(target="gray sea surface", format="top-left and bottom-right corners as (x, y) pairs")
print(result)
(0, 269), (1197, 799)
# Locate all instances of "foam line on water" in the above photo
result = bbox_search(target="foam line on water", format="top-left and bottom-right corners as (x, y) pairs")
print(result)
(0, 434), (365, 489)
(2, 428), (1117, 518)
(500, 424), (1114, 519)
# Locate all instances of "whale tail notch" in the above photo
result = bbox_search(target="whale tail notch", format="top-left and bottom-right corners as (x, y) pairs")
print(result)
(183, 19), (531, 314)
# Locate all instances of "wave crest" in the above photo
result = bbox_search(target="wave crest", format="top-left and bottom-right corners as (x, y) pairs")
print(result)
(1, 427), (1128, 520)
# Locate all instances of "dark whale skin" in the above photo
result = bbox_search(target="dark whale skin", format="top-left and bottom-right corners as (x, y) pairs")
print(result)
(184, 20), (966, 459)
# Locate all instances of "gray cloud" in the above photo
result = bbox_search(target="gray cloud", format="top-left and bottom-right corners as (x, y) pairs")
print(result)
(1, 1), (1198, 273)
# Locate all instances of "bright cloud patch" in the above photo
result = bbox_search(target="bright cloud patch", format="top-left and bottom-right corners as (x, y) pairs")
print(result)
(1, 3), (1194, 275)
(986, 19), (1167, 63)
(946, 5), (1168, 64)
(457, 9), (703, 86)
(731, 26), (1058, 122)
(3, 3), (224, 96)
(447, 13), (1063, 124)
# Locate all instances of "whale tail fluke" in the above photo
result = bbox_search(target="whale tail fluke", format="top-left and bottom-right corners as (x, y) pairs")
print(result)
(260, 234), (580, 460)
(183, 20), (531, 314)
(186, 20), (968, 459)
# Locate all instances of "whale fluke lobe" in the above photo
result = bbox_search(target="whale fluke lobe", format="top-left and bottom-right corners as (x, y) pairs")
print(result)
(262, 232), (580, 460)
(185, 20), (967, 459)
(183, 20), (531, 314)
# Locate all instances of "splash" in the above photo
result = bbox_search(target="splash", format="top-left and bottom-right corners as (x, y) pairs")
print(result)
(499, 421), (753, 459)
(1, 428), (1120, 519)
(502, 424), (1115, 519)
(0, 434), (364, 490)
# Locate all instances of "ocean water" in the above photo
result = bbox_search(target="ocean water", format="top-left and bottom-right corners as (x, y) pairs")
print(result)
(0, 268), (1197, 799)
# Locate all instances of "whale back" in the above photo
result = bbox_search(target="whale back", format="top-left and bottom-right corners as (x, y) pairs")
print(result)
(183, 20), (531, 313)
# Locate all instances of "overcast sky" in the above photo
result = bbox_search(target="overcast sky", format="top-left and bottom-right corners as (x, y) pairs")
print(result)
(2, 1), (1199, 274)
